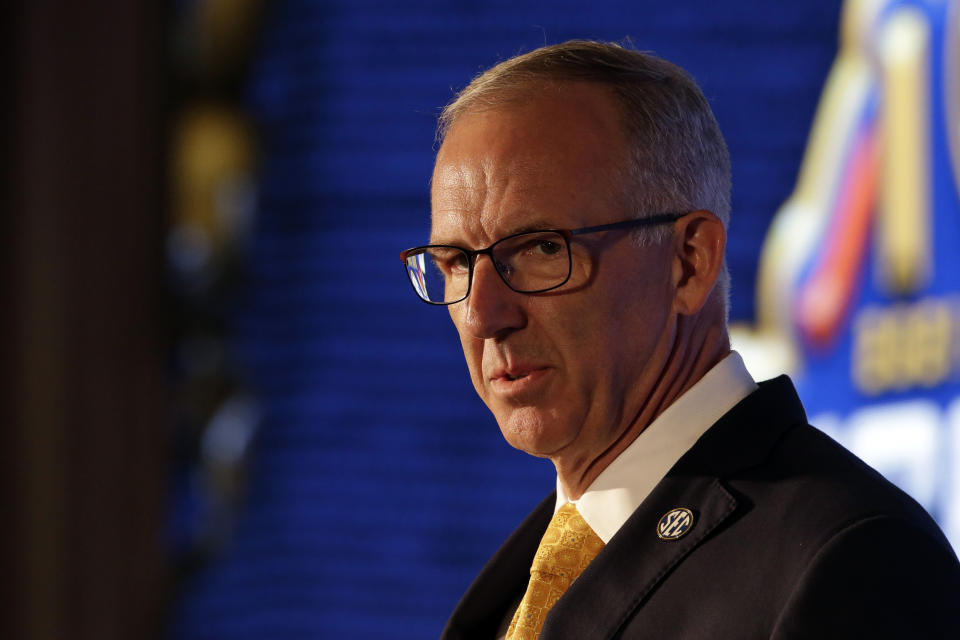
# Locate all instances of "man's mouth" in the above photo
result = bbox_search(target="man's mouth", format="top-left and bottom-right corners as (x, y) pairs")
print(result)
(488, 366), (551, 397)
(491, 366), (547, 383)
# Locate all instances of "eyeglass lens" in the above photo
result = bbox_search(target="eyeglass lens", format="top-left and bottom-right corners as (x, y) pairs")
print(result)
(405, 231), (570, 303)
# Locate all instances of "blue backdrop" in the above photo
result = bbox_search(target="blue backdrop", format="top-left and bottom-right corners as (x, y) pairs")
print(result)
(170, 1), (842, 637)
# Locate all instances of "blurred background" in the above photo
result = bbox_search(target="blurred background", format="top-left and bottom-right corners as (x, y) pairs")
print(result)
(3, 0), (958, 638)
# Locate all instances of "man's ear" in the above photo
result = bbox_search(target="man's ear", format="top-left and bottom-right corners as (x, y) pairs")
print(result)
(670, 210), (726, 316)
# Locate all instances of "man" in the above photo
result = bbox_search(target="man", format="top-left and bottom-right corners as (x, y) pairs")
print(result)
(401, 41), (960, 639)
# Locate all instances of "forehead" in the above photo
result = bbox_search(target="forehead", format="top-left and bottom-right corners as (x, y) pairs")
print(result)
(429, 83), (631, 244)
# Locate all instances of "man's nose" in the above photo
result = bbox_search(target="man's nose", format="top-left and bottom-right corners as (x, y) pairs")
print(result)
(461, 256), (525, 340)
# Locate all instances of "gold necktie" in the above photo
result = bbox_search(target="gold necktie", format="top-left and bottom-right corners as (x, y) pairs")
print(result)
(506, 503), (605, 640)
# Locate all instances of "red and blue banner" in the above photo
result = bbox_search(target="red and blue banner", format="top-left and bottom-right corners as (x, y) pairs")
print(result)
(735, 0), (960, 548)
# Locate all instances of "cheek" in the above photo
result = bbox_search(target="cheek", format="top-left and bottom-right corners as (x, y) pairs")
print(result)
(457, 333), (485, 387)
(565, 261), (669, 376)
(568, 249), (594, 287)
(449, 309), (483, 384)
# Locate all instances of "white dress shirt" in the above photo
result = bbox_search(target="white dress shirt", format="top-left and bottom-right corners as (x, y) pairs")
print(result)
(555, 351), (758, 543)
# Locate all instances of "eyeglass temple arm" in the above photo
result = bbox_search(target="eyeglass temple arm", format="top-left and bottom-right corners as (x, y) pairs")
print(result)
(569, 212), (689, 236)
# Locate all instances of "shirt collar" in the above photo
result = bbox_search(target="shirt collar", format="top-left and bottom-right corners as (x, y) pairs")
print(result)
(555, 351), (757, 543)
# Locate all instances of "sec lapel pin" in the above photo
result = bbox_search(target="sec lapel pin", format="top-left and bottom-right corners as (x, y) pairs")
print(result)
(657, 507), (694, 540)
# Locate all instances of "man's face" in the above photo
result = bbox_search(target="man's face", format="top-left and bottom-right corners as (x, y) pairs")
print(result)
(430, 84), (679, 472)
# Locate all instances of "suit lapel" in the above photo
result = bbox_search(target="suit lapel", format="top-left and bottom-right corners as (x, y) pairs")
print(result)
(542, 475), (737, 639)
(440, 494), (555, 640)
(541, 376), (808, 638)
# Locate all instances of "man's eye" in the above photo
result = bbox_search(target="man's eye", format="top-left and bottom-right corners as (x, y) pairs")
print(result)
(517, 238), (563, 258)
(434, 251), (469, 274)
(535, 240), (563, 256)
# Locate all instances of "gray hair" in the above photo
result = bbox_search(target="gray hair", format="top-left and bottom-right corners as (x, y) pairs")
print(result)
(437, 40), (731, 310)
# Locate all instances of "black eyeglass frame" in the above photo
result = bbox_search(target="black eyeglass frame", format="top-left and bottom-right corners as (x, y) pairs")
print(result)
(400, 211), (690, 306)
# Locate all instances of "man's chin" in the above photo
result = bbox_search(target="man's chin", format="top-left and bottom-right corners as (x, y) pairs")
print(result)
(496, 409), (576, 459)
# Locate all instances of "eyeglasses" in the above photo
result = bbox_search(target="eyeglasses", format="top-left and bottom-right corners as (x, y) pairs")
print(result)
(400, 212), (689, 305)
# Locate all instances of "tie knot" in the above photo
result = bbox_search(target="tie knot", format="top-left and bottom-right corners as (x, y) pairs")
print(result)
(530, 503), (605, 578)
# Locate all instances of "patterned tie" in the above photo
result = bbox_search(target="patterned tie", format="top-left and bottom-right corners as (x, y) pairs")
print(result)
(505, 503), (605, 640)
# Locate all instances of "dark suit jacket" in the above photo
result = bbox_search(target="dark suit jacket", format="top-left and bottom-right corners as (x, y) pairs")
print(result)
(441, 377), (960, 639)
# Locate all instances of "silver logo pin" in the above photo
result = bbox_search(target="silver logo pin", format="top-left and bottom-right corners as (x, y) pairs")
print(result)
(657, 508), (694, 540)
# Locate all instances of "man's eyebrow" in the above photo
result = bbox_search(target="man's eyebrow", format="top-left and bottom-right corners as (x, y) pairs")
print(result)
(505, 220), (557, 235)
(429, 217), (559, 246)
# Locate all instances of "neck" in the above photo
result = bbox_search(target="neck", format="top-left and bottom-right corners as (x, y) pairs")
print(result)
(556, 313), (730, 500)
